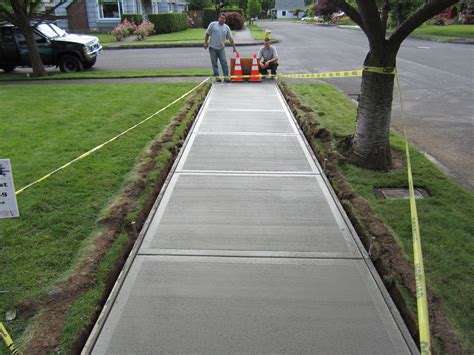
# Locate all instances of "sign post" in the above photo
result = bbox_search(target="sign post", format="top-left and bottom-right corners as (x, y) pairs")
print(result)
(0, 159), (19, 219)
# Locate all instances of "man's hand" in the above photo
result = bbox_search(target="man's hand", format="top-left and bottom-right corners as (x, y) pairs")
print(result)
(204, 42), (209, 50)
(259, 62), (265, 69)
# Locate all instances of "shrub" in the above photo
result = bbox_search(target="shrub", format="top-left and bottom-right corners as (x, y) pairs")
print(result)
(222, 6), (244, 16)
(225, 12), (244, 30)
(203, 8), (217, 28)
(121, 13), (143, 25)
(331, 17), (353, 25)
(134, 21), (154, 40)
(148, 13), (189, 34)
(111, 19), (137, 41)
(189, 0), (211, 10)
(203, 8), (245, 28)
(425, 16), (446, 26)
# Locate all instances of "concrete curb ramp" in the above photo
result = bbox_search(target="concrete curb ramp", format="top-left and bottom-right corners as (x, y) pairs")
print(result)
(83, 82), (418, 354)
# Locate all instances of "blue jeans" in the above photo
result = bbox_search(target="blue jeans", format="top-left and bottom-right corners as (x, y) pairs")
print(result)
(209, 47), (229, 77)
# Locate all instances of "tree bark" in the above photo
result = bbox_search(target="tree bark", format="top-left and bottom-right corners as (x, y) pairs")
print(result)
(10, 0), (47, 77)
(348, 48), (398, 171)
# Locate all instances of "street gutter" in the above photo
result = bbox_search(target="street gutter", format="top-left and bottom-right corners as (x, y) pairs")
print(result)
(102, 40), (278, 50)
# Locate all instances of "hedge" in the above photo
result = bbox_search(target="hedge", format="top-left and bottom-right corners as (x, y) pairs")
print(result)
(121, 13), (143, 25)
(148, 13), (189, 34)
(203, 7), (244, 28)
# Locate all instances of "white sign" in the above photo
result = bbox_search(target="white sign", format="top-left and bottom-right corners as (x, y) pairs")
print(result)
(0, 159), (20, 218)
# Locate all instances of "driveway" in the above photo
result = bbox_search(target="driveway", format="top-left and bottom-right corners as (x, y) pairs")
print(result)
(15, 21), (473, 191)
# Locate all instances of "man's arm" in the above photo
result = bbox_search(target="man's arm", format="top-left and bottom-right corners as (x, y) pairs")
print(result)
(226, 26), (237, 53)
(204, 23), (212, 49)
(266, 47), (278, 64)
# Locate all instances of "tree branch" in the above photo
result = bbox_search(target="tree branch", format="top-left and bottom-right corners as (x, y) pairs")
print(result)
(355, 0), (384, 47)
(381, 0), (390, 38)
(332, 0), (366, 32)
(389, 0), (459, 46)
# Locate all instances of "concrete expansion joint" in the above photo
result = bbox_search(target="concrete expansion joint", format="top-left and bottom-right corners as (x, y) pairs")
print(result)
(174, 170), (320, 176)
(139, 253), (364, 260)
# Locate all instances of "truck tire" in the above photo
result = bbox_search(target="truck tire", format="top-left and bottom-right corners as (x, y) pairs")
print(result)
(1, 65), (17, 72)
(83, 57), (97, 69)
(59, 55), (84, 73)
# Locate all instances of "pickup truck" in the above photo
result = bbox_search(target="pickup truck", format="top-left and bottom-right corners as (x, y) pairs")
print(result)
(0, 21), (102, 73)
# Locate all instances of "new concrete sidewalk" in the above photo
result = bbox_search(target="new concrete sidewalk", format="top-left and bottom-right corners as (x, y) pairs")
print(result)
(83, 82), (418, 354)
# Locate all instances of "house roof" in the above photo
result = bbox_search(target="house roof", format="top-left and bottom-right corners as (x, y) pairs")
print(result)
(275, 0), (305, 10)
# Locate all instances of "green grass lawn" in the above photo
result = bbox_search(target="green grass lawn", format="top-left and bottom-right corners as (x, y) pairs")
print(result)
(0, 82), (198, 351)
(100, 28), (239, 48)
(247, 23), (274, 40)
(288, 82), (474, 351)
(0, 68), (212, 81)
(411, 24), (474, 41)
(147, 28), (207, 41)
(96, 29), (207, 44)
(95, 33), (115, 43)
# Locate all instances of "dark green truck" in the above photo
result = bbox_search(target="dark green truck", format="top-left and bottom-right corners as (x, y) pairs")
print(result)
(0, 22), (102, 73)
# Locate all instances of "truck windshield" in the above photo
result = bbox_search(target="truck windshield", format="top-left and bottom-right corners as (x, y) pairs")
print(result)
(36, 23), (67, 39)
(49, 24), (67, 37)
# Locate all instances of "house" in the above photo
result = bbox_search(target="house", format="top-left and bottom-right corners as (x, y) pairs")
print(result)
(274, 0), (305, 19)
(51, 0), (188, 32)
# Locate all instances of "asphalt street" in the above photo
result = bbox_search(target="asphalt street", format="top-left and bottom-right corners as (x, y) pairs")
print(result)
(95, 21), (474, 192)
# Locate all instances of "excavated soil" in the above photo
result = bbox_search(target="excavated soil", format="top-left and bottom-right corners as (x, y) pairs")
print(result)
(22, 83), (210, 354)
(279, 81), (463, 354)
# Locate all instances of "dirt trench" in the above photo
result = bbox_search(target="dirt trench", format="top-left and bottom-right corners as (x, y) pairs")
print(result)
(278, 81), (463, 355)
(21, 83), (210, 354)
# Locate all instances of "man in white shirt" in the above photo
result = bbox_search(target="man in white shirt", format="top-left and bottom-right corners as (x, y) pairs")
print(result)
(204, 13), (237, 82)
(257, 38), (279, 77)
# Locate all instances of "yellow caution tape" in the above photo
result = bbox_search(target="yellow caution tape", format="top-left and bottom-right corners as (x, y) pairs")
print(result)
(395, 68), (431, 354)
(0, 322), (21, 355)
(363, 66), (396, 75)
(217, 69), (363, 80)
(15, 78), (210, 196)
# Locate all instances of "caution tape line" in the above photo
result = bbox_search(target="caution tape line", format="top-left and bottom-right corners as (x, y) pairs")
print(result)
(395, 69), (431, 354)
(14, 66), (395, 195)
(15, 77), (210, 196)
(215, 67), (397, 80)
(216, 69), (363, 80)
(0, 322), (21, 355)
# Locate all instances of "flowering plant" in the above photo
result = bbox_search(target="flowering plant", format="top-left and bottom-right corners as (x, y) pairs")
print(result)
(134, 21), (154, 40)
(111, 19), (138, 41)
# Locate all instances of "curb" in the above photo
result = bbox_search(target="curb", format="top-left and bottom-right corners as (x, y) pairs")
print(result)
(334, 25), (474, 45)
(102, 40), (278, 50)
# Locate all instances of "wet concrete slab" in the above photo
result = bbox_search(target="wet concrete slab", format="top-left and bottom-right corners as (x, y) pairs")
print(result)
(140, 174), (360, 257)
(197, 110), (295, 134)
(92, 256), (412, 355)
(179, 134), (316, 172)
(207, 91), (283, 111)
(85, 83), (416, 355)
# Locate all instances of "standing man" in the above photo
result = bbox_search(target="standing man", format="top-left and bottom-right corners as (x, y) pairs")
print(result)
(204, 13), (237, 82)
(257, 38), (278, 77)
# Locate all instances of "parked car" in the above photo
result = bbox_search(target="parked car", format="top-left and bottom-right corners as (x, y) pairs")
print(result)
(0, 21), (102, 73)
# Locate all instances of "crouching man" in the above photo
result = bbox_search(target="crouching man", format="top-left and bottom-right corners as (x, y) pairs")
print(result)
(257, 38), (278, 77)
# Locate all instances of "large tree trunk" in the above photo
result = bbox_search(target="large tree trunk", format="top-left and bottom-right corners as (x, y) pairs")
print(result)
(10, 0), (47, 77)
(348, 49), (397, 171)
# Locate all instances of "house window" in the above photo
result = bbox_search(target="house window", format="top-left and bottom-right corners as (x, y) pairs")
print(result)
(98, 0), (123, 19)
(282, 10), (286, 16)
(152, 1), (159, 14)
